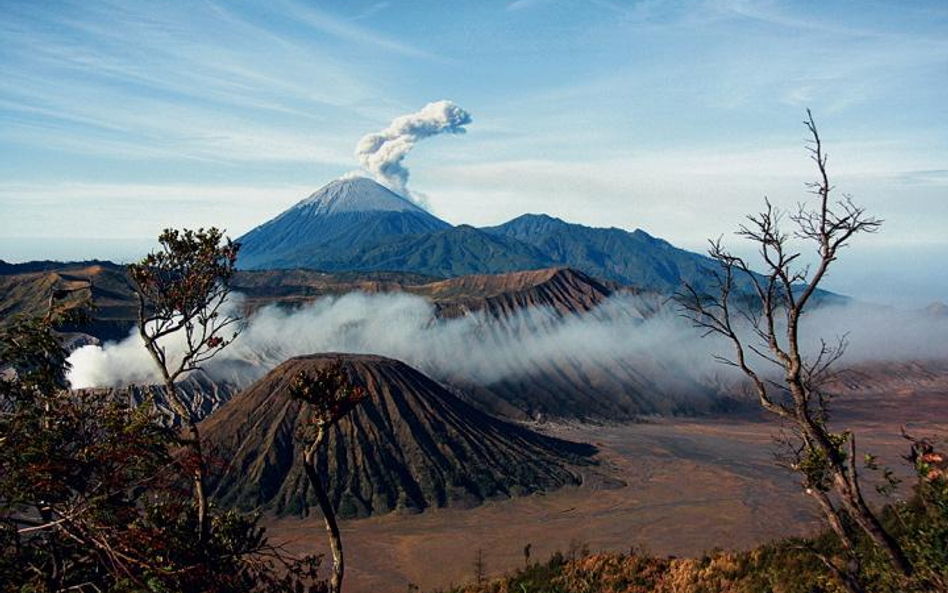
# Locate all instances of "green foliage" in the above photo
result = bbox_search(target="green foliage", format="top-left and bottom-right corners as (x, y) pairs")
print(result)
(0, 305), (325, 592)
(797, 430), (849, 492)
(129, 227), (239, 321)
(129, 227), (243, 382)
(111, 506), (326, 593)
(886, 436), (948, 592)
(0, 311), (74, 395)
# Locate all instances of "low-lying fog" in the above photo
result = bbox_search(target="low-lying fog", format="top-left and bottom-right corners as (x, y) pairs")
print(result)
(67, 291), (948, 395)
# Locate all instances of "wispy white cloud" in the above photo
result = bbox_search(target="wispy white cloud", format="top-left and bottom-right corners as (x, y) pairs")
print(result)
(0, 98), (353, 166)
(1, 0), (945, 308)
(0, 0), (422, 170)
(0, 1), (404, 167)
(351, 2), (392, 21)
(702, 0), (890, 38)
(420, 136), (948, 247)
(898, 169), (948, 187)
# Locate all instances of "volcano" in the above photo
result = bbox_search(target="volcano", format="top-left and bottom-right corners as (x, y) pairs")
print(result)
(236, 177), (450, 270)
(203, 354), (598, 518)
(234, 176), (736, 295)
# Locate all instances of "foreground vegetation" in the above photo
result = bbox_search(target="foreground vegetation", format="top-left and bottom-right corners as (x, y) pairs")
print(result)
(0, 234), (327, 592)
(437, 456), (948, 593)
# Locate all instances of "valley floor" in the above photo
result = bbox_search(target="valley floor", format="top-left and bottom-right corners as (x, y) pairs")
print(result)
(266, 378), (947, 593)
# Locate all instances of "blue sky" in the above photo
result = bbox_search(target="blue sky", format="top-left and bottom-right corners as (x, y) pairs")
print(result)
(1, 0), (946, 305)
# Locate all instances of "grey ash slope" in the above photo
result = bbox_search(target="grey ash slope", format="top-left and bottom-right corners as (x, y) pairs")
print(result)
(203, 354), (598, 518)
(237, 177), (450, 270)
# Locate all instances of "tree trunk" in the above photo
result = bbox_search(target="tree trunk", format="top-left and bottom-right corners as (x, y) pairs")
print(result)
(793, 384), (913, 578)
(833, 475), (913, 577)
(186, 420), (210, 543)
(809, 489), (864, 593)
(163, 381), (209, 543)
(39, 505), (61, 591)
(304, 441), (344, 593)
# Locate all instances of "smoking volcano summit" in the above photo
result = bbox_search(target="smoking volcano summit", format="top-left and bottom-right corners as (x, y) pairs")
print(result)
(236, 177), (450, 270)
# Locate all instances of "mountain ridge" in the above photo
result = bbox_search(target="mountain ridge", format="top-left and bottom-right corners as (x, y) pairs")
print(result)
(482, 213), (719, 293)
(234, 176), (730, 295)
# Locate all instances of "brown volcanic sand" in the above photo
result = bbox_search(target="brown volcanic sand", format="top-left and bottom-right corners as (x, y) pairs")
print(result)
(267, 369), (947, 592)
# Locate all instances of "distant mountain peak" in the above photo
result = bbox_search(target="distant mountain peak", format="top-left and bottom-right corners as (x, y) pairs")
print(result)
(504, 213), (569, 227)
(502, 213), (655, 239)
(295, 176), (423, 215)
(236, 176), (450, 270)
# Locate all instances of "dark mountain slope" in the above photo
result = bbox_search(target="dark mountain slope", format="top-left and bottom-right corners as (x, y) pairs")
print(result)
(232, 175), (775, 297)
(1, 263), (614, 340)
(0, 261), (136, 342)
(482, 214), (723, 293)
(322, 224), (553, 278)
(203, 354), (598, 518)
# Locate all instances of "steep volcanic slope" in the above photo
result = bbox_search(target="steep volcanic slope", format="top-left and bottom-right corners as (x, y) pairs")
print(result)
(233, 267), (613, 319)
(0, 261), (137, 342)
(232, 176), (731, 294)
(203, 354), (597, 518)
(6, 263), (727, 421)
(4, 263), (613, 341)
(79, 375), (242, 427)
(458, 355), (735, 421)
(411, 267), (616, 318)
(237, 177), (451, 270)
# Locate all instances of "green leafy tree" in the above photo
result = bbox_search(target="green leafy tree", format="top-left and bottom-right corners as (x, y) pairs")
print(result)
(128, 227), (242, 542)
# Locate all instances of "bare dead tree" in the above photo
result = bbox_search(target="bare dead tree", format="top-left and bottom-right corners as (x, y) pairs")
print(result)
(676, 111), (912, 589)
(289, 362), (367, 593)
(128, 227), (242, 542)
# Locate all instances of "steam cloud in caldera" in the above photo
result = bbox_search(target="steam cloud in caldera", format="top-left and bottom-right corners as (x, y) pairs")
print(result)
(355, 100), (472, 200)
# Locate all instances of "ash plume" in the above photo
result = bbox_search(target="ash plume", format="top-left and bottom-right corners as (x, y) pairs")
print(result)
(355, 100), (472, 200)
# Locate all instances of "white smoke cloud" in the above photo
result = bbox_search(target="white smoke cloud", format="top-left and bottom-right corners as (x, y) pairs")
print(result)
(355, 100), (472, 200)
(66, 292), (948, 402)
(67, 296), (246, 390)
(66, 292), (721, 390)
(68, 333), (162, 389)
